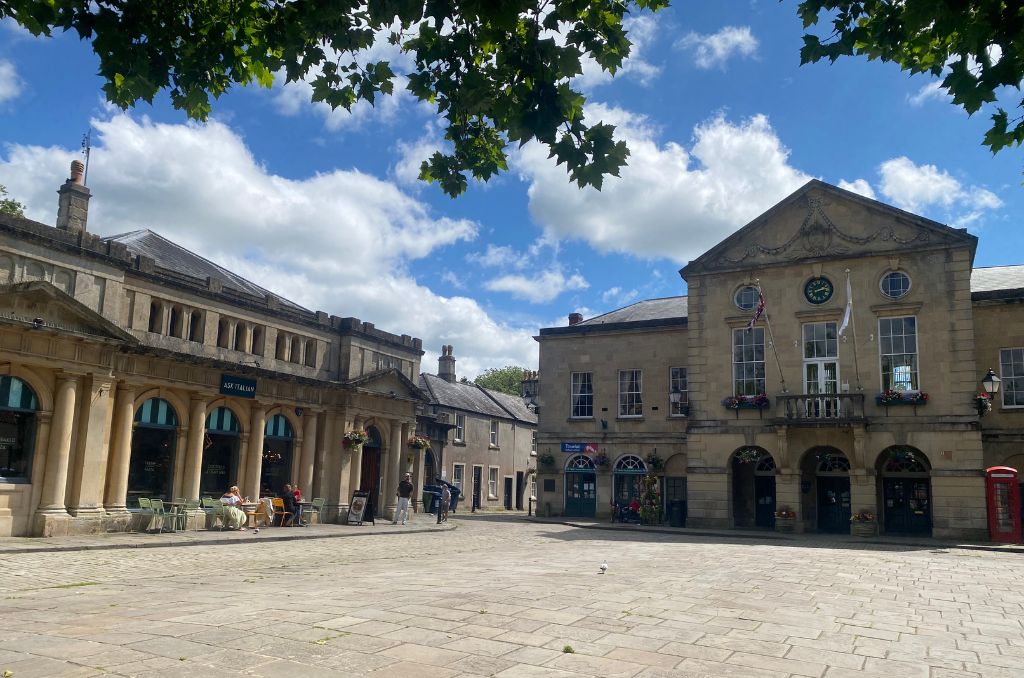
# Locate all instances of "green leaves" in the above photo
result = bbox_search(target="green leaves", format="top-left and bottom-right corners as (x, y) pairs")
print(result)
(797, 0), (1024, 160)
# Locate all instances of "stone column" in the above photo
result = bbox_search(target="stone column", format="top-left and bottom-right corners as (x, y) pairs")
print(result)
(776, 469), (802, 532)
(182, 396), (207, 499)
(104, 383), (137, 511)
(348, 416), (364, 494)
(37, 374), (79, 514)
(245, 403), (266, 500)
(299, 411), (318, 494)
(312, 412), (332, 498)
(384, 420), (404, 518)
(68, 377), (115, 516)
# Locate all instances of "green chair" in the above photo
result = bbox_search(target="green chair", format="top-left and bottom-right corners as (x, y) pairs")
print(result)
(179, 499), (202, 530)
(308, 498), (326, 525)
(202, 497), (225, 530)
(149, 499), (177, 533)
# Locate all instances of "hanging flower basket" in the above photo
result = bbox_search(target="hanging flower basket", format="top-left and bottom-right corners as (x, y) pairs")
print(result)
(645, 451), (665, 472)
(876, 389), (928, 406)
(407, 435), (431, 450)
(538, 452), (556, 468)
(592, 452), (611, 469)
(975, 393), (993, 415)
(734, 448), (762, 464)
(722, 393), (770, 410)
(342, 430), (369, 448)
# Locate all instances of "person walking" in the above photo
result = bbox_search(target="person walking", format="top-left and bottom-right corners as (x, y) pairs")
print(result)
(438, 483), (451, 524)
(393, 473), (414, 525)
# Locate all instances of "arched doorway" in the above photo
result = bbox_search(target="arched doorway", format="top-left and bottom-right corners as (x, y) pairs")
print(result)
(564, 454), (597, 517)
(732, 447), (776, 529)
(613, 455), (647, 507)
(424, 448), (436, 485)
(801, 447), (851, 533)
(877, 446), (931, 535)
(127, 398), (178, 503)
(0, 376), (38, 481)
(201, 406), (241, 497)
(262, 414), (294, 496)
(359, 426), (384, 517)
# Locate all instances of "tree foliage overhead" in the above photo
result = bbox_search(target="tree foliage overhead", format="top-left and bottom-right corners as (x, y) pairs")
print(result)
(474, 365), (528, 395)
(0, 185), (26, 218)
(1, 0), (668, 197)
(798, 1), (1024, 156)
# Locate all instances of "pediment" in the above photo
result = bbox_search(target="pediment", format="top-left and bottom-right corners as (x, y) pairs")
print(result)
(0, 281), (137, 343)
(682, 180), (976, 277)
(346, 368), (428, 402)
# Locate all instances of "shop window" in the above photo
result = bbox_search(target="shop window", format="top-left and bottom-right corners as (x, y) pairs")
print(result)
(0, 376), (39, 481)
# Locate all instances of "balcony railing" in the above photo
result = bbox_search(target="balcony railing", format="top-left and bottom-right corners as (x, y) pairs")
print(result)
(776, 394), (865, 423)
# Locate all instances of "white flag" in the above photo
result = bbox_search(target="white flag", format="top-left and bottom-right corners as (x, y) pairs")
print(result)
(838, 275), (853, 337)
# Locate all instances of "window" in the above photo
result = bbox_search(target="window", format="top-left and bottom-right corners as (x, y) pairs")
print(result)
(250, 325), (264, 355)
(530, 474), (537, 499)
(453, 464), (464, 491)
(188, 311), (204, 343)
(531, 429), (537, 454)
(276, 332), (288, 360)
(880, 271), (911, 299)
(454, 414), (465, 442)
(618, 369), (643, 417)
(168, 305), (184, 338)
(879, 316), (918, 391)
(148, 301), (164, 334)
(305, 339), (317, 367)
(488, 467), (498, 499)
(374, 352), (401, 371)
(570, 372), (593, 418)
(735, 285), (759, 311)
(234, 322), (247, 352)
(0, 376), (39, 480)
(489, 420), (499, 447)
(670, 367), (688, 415)
(733, 328), (766, 396)
(1000, 349), (1024, 407)
(217, 317), (230, 348)
(290, 336), (302, 364)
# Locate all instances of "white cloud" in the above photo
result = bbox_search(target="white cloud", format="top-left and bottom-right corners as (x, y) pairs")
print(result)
(838, 178), (876, 200)
(601, 286), (639, 306)
(574, 15), (661, 90)
(0, 59), (22, 104)
(515, 106), (811, 263)
(485, 268), (589, 304)
(907, 81), (949, 107)
(0, 113), (540, 375)
(677, 26), (758, 70)
(467, 244), (532, 270)
(878, 156), (1000, 212)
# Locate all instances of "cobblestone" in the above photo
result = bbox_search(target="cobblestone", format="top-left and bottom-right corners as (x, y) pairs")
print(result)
(1, 515), (1023, 676)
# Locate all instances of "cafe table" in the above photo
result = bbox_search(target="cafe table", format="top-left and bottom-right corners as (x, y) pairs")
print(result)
(296, 501), (313, 525)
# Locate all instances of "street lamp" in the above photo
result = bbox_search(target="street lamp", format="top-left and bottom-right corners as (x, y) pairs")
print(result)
(978, 368), (1001, 417)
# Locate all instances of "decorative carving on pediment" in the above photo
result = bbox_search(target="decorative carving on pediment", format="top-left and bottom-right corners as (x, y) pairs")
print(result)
(716, 194), (933, 266)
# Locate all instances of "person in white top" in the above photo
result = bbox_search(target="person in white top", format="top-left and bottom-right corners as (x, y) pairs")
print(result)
(220, 486), (248, 530)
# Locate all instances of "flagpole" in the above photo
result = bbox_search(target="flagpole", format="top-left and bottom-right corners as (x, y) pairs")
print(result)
(846, 269), (863, 390)
(756, 280), (788, 394)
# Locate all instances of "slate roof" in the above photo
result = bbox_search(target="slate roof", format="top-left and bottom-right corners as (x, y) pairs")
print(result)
(104, 229), (309, 312)
(419, 373), (535, 423)
(971, 265), (1024, 295)
(577, 296), (688, 325)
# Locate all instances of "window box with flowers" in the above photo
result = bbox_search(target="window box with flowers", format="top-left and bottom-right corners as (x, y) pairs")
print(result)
(722, 393), (770, 417)
(407, 435), (431, 450)
(774, 508), (797, 532)
(876, 389), (928, 407)
(342, 430), (369, 449)
(850, 511), (877, 537)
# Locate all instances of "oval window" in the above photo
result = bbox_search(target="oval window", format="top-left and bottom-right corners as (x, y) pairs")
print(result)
(880, 271), (911, 299)
(734, 285), (759, 311)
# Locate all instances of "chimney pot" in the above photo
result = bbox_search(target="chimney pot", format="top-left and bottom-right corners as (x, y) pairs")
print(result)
(568, 312), (583, 326)
(438, 344), (457, 383)
(70, 160), (85, 185)
(56, 160), (91, 233)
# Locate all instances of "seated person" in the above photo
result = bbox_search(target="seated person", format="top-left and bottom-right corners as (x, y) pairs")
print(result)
(291, 484), (306, 526)
(280, 484), (298, 526)
(628, 497), (641, 521)
(220, 486), (248, 530)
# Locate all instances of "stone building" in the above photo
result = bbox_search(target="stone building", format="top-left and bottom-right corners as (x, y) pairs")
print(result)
(0, 161), (428, 537)
(416, 346), (537, 511)
(536, 179), (1022, 540)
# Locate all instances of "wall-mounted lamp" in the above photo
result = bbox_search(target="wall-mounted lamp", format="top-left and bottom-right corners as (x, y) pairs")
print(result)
(978, 368), (1001, 417)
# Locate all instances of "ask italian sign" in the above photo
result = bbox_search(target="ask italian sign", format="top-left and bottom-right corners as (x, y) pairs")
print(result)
(561, 442), (599, 454)
(220, 374), (257, 399)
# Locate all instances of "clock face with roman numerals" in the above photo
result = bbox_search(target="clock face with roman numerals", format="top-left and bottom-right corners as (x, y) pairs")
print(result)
(804, 277), (833, 304)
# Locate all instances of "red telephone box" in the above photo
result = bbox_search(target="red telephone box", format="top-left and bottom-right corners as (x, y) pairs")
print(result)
(985, 466), (1021, 543)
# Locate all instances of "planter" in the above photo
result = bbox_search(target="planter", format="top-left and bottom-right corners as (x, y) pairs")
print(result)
(775, 517), (796, 533)
(851, 521), (877, 537)
(875, 396), (927, 407)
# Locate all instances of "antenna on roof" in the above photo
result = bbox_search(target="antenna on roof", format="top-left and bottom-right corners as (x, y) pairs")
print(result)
(81, 129), (92, 184)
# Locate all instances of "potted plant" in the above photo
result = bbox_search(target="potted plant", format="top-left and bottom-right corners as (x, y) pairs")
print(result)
(876, 389), (928, 407)
(592, 451), (611, 470)
(645, 451), (665, 472)
(722, 393), (770, 411)
(976, 392), (993, 416)
(638, 474), (662, 525)
(774, 508), (797, 532)
(407, 435), (431, 450)
(342, 430), (369, 448)
(850, 511), (877, 537)
(538, 451), (556, 469)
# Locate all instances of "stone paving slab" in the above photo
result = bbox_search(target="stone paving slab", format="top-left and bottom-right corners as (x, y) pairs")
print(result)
(2, 514), (1024, 677)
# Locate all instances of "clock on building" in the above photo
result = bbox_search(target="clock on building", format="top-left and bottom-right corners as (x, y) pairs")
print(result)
(804, 277), (833, 304)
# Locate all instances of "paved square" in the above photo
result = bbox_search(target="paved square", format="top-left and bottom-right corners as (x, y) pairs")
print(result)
(1, 516), (1023, 677)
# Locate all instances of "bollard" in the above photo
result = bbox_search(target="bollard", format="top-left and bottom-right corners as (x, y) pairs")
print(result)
(528, 496), (533, 517)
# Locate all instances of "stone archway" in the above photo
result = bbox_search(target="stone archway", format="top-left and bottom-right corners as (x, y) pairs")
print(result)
(731, 447), (776, 529)
(360, 426), (385, 517)
(876, 446), (932, 536)
(800, 447), (851, 533)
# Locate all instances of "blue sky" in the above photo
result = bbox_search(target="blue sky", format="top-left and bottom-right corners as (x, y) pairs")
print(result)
(0, 1), (1018, 378)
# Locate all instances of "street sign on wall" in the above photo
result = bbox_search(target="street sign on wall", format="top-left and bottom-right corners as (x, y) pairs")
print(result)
(561, 442), (599, 454)
(219, 374), (257, 399)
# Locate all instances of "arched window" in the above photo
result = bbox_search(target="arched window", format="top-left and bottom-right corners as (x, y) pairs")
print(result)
(134, 398), (179, 428)
(188, 311), (204, 342)
(290, 336), (302, 364)
(148, 300), (164, 333)
(127, 398), (179, 503)
(276, 332), (288, 360)
(52, 269), (74, 295)
(251, 326), (264, 356)
(816, 450), (851, 473)
(565, 455), (596, 471)
(264, 414), (294, 439)
(0, 376), (39, 480)
(206, 406), (241, 434)
(304, 339), (317, 367)
(217, 317), (230, 348)
(234, 322), (248, 352)
(614, 455), (647, 473)
(168, 305), (184, 338)
(262, 414), (295, 495)
(23, 260), (45, 281)
(880, 447), (929, 474)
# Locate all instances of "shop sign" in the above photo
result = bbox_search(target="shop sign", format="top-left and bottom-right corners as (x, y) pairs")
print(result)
(220, 374), (257, 399)
(561, 442), (599, 454)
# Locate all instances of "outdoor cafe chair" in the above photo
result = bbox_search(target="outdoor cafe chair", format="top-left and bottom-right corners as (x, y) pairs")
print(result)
(148, 499), (177, 533)
(307, 497), (326, 525)
(244, 500), (270, 528)
(271, 497), (294, 526)
(202, 497), (226, 530)
(181, 498), (203, 531)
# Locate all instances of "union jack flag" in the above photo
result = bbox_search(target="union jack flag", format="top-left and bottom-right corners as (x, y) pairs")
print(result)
(746, 291), (765, 331)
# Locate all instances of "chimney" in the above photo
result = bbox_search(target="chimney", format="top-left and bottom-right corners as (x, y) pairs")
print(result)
(568, 312), (583, 326)
(521, 370), (538, 399)
(438, 344), (457, 383)
(56, 160), (91, 233)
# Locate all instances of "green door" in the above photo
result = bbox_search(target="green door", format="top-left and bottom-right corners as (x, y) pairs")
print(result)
(564, 472), (597, 517)
(817, 476), (851, 533)
(883, 478), (932, 534)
